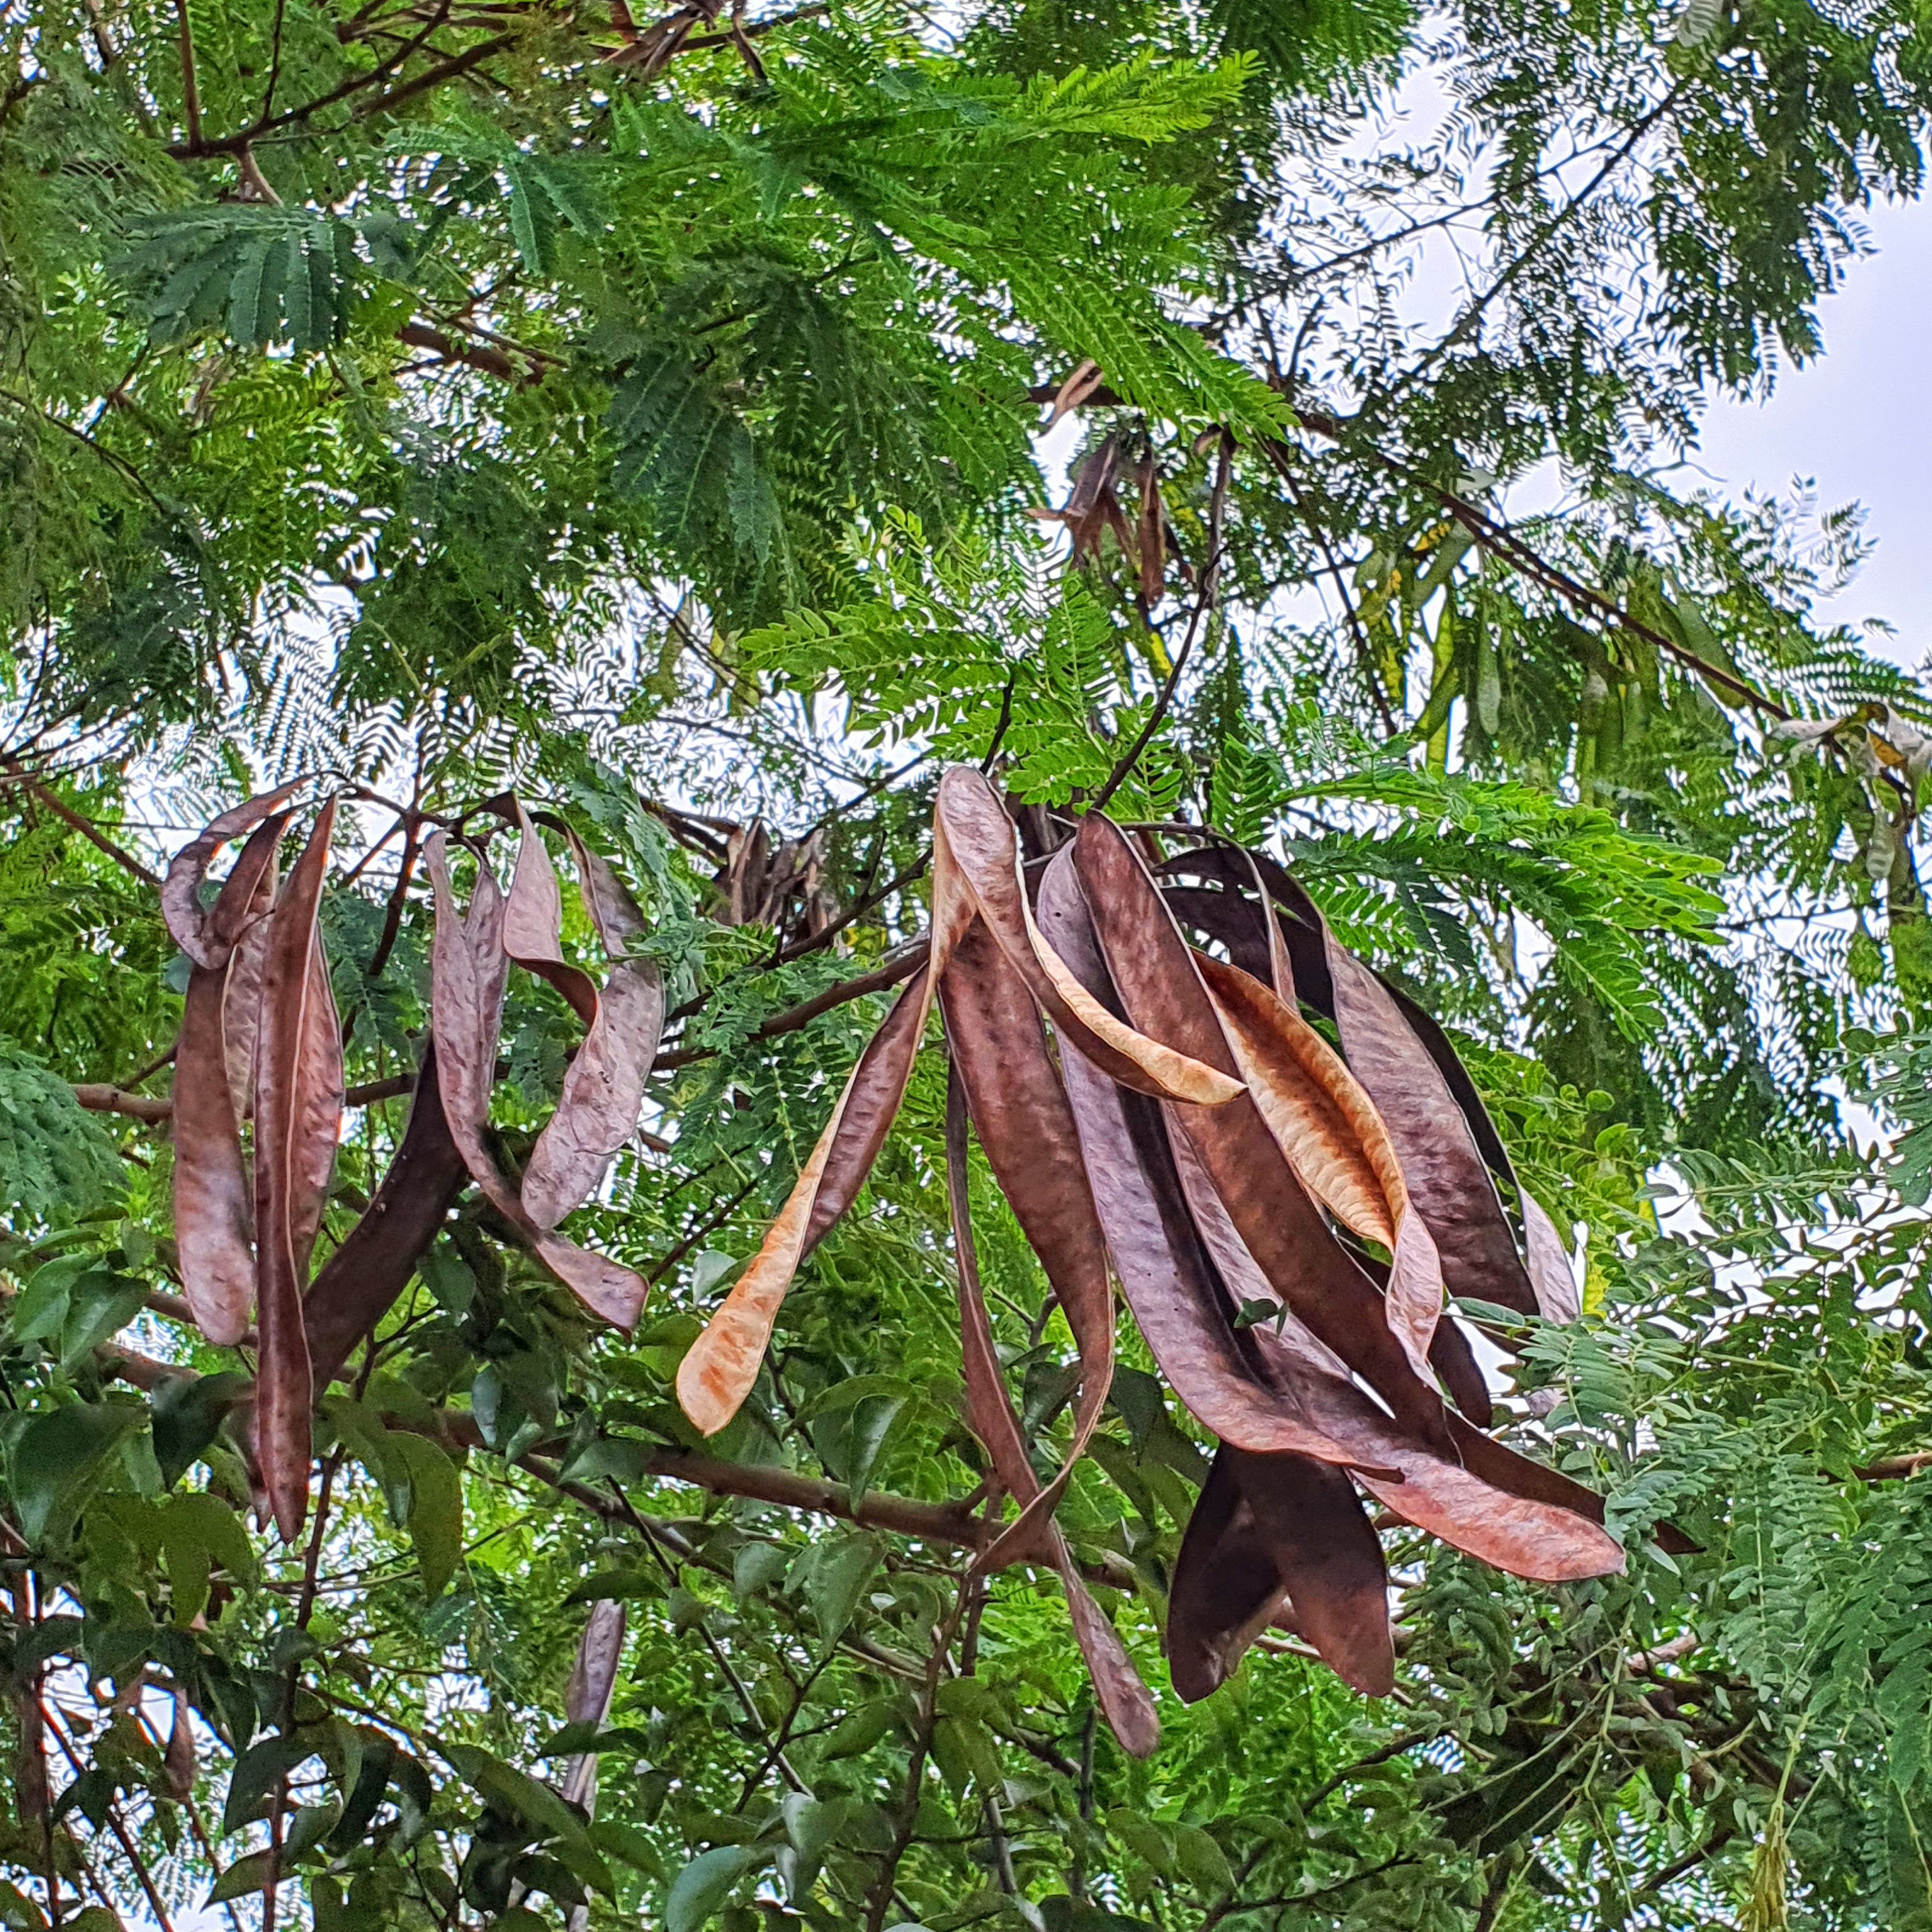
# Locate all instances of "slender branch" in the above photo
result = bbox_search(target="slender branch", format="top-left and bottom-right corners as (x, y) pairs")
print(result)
(263, 0), (291, 120)
(1394, 87), (1683, 392)
(171, 0), (202, 148)
(1027, 370), (1789, 723)
(3, 768), (161, 886)
(632, 1447), (988, 1550)
(647, 1172), (763, 1284)
(351, 28), (520, 123)
(1303, 1729), (1436, 1808)
(864, 1573), (977, 1932)
(0, 388), (174, 518)
(656, 937), (929, 1070)
(80, 0), (119, 68)
(981, 673), (1017, 773)
(266, 1450), (342, 1932)
(165, 3), (457, 157)
(677, 0), (829, 49)
(42, 1700), (176, 1931)
(1091, 434), (1232, 813)
(804, 751), (933, 840)
(1265, 444), (1397, 734)
(73, 1063), (671, 1147)
(397, 320), (523, 382)
(235, 144), (281, 202)
(366, 821), (424, 977)
(1636, 1823), (1736, 1897)
(72, 1084), (173, 1124)
(596, 1480), (813, 1793)
(766, 852), (930, 971)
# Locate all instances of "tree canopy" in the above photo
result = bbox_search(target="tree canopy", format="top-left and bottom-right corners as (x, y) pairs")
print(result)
(6, 0), (1932, 1926)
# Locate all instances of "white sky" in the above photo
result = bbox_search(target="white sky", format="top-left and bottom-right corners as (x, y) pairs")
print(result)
(1693, 194), (1932, 675)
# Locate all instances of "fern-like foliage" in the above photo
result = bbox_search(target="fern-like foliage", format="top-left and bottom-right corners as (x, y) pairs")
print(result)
(0, 1047), (123, 1226)
(116, 205), (362, 350)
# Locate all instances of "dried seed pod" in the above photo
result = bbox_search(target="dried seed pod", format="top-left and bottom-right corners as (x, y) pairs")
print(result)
(517, 816), (665, 1230)
(677, 962), (939, 1437)
(946, 1064), (1158, 1757)
(940, 915), (1116, 1570)
(252, 801), (343, 1541)
(303, 1048), (468, 1388)
(427, 833), (648, 1333)
(172, 813), (286, 1346)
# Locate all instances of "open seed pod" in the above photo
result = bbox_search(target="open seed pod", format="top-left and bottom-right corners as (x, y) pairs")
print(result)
(163, 791), (663, 1539)
(675, 769), (1624, 1753)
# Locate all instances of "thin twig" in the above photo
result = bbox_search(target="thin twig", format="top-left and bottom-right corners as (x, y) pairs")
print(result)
(864, 1573), (977, 1932)
(655, 937), (929, 1070)
(165, 3), (454, 156)
(352, 28), (519, 123)
(42, 1699), (177, 1931)
(1091, 434), (1233, 812)
(366, 820), (423, 976)
(647, 1172), (762, 1284)
(4, 767), (161, 886)
(1266, 445), (1396, 733)
(171, 0), (202, 148)
(766, 851), (930, 970)
(981, 671), (1017, 773)
(235, 144), (281, 202)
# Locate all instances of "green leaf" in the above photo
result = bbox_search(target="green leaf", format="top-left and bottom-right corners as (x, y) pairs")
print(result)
(842, 1392), (907, 1510)
(115, 207), (362, 351)
(1108, 1807), (1176, 1876)
(0, 1049), (125, 1223)
(1171, 1825), (1234, 1892)
(592, 1817), (665, 1877)
(663, 1844), (769, 1932)
(781, 1793), (848, 1861)
(9, 1254), (91, 1346)
(59, 1268), (148, 1369)
(208, 1851), (277, 1903)
(732, 1542), (790, 1599)
(562, 1566), (663, 1606)
(441, 1743), (615, 1894)
(223, 1733), (319, 1834)
(387, 1432), (464, 1599)
(799, 1531), (882, 1639)
(795, 1374), (920, 1423)
(819, 1698), (899, 1760)
(11, 1402), (146, 1543)
(150, 1372), (250, 1487)
(284, 1800), (342, 1861)
(161, 1490), (254, 1624)
(541, 1720), (653, 1758)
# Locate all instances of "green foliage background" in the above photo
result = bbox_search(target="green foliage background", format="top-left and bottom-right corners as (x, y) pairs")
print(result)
(5, 0), (1932, 1925)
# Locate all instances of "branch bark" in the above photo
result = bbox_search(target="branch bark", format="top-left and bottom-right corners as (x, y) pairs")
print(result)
(397, 321), (524, 381)
(3, 768), (161, 887)
(655, 937), (930, 1069)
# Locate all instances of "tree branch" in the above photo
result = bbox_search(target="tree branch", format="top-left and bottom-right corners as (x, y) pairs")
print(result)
(1262, 442), (1397, 734)
(1026, 369), (1790, 723)
(72, 1084), (173, 1124)
(1091, 432), (1232, 812)
(655, 937), (930, 1070)
(164, 4), (464, 157)
(171, 0), (202, 149)
(397, 322), (512, 381)
(3, 768), (161, 887)
(351, 27), (520, 123)
(93, 1332), (1003, 1554)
